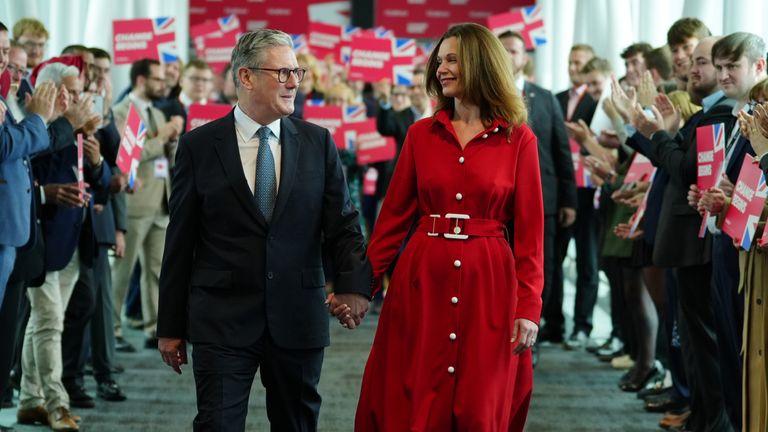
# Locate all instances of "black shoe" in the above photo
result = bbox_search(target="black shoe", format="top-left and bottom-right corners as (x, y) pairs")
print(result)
(66, 384), (95, 408)
(637, 383), (670, 400)
(144, 337), (159, 350)
(115, 336), (136, 353)
(97, 380), (127, 402)
(619, 361), (665, 392)
(644, 394), (686, 412)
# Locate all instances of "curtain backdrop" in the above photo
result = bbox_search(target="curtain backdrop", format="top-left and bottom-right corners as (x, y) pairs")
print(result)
(2, 0), (765, 98)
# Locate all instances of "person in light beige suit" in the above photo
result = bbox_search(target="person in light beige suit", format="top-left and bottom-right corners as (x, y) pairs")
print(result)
(111, 58), (182, 349)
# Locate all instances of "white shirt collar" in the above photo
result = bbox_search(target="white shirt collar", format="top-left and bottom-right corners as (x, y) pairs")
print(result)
(180, 92), (206, 110)
(515, 75), (526, 94)
(234, 104), (281, 142)
(128, 92), (151, 115)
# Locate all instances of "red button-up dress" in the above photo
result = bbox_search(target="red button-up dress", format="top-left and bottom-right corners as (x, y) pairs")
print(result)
(355, 110), (545, 431)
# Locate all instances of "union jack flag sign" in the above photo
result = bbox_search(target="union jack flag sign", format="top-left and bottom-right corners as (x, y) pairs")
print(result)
(116, 104), (147, 185)
(487, 5), (547, 50)
(113, 17), (178, 65)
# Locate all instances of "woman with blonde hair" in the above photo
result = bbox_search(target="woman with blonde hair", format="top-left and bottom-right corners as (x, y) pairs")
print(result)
(349, 22), (544, 431)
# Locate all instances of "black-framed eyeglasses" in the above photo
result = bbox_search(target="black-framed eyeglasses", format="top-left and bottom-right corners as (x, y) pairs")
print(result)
(248, 67), (306, 83)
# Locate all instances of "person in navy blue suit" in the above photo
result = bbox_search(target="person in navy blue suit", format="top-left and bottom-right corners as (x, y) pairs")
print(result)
(0, 22), (57, 307)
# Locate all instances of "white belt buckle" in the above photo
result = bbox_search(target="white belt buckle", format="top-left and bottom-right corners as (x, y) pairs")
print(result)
(443, 213), (469, 239)
(426, 214), (441, 236)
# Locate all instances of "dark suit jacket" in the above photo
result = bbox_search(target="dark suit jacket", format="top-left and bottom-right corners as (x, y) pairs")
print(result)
(375, 105), (417, 199)
(525, 82), (577, 215)
(157, 112), (371, 349)
(648, 99), (736, 267)
(555, 88), (598, 124)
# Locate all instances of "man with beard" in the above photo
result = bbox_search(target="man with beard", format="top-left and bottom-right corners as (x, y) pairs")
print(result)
(111, 59), (183, 352)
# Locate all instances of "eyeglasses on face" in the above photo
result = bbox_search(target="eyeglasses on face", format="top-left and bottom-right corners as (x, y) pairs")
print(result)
(248, 67), (306, 83)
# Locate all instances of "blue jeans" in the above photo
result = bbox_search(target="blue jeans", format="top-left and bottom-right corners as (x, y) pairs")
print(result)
(0, 245), (17, 308)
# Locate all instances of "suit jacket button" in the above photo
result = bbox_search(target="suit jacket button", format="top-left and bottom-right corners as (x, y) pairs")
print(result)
(267, 272), (274, 280)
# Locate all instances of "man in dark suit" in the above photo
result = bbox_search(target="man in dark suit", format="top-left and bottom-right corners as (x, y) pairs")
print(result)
(157, 29), (371, 431)
(548, 44), (600, 346)
(499, 31), (577, 347)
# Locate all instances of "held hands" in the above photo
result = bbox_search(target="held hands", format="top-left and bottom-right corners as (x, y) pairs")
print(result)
(511, 318), (538, 354)
(614, 222), (644, 240)
(43, 182), (91, 208)
(159, 337), (187, 375)
(698, 187), (726, 215)
(325, 293), (370, 330)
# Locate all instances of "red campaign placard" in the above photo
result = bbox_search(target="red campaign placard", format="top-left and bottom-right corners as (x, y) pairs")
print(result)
(628, 168), (658, 236)
(115, 104), (147, 175)
(696, 123), (726, 191)
(308, 22), (344, 62)
(570, 139), (592, 188)
(187, 103), (233, 132)
(624, 153), (654, 184)
(198, 36), (238, 74)
(348, 37), (393, 82)
(113, 18), (178, 65)
(723, 159), (768, 250)
(349, 119), (396, 164)
(303, 105), (345, 149)
(486, 5), (547, 49)
(375, 0), (532, 38)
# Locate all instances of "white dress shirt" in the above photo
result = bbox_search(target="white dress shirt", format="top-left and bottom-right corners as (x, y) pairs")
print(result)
(233, 104), (282, 195)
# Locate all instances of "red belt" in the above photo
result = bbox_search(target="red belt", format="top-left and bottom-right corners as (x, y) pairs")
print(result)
(415, 213), (506, 240)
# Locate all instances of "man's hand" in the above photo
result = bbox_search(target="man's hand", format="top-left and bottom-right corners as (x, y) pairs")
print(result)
(159, 337), (187, 375)
(558, 207), (576, 227)
(743, 107), (768, 159)
(584, 155), (614, 181)
(109, 174), (127, 194)
(43, 183), (91, 208)
(26, 81), (58, 123)
(83, 135), (102, 166)
(564, 119), (592, 145)
(597, 129), (622, 149)
(113, 230), (126, 257)
(51, 84), (71, 120)
(63, 93), (94, 131)
(610, 76), (637, 123)
(614, 222), (644, 240)
(326, 293), (370, 329)
(698, 187), (726, 215)
(717, 174), (734, 197)
(688, 184), (703, 212)
(654, 93), (681, 135)
(511, 318), (538, 355)
(637, 70), (659, 108)
(632, 105), (664, 138)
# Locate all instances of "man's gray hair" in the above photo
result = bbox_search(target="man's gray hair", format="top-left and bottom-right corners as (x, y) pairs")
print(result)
(230, 29), (293, 88)
(36, 63), (80, 86)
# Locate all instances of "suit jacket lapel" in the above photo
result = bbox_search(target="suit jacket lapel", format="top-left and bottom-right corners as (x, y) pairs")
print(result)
(272, 117), (300, 223)
(213, 112), (268, 227)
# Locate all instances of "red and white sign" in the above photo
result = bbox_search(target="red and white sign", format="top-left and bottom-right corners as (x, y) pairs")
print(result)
(303, 105), (345, 148)
(628, 169), (658, 236)
(187, 103), (232, 132)
(116, 104), (147, 178)
(77, 134), (84, 200)
(723, 159), (768, 250)
(190, 0), (350, 36)
(113, 17), (178, 65)
(696, 123), (726, 191)
(363, 167), (378, 196)
(348, 119), (396, 164)
(191, 15), (241, 74)
(487, 5), (547, 50)
(348, 37), (393, 82)
(375, 0), (532, 39)
(624, 153), (654, 184)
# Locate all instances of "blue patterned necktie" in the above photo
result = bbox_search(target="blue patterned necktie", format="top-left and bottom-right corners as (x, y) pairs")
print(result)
(255, 126), (276, 222)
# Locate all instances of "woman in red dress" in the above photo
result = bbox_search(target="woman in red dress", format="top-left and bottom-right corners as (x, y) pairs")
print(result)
(352, 23), (544, 431)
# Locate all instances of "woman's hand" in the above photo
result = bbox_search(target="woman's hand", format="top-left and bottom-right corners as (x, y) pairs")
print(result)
(511, 318), (538, 354)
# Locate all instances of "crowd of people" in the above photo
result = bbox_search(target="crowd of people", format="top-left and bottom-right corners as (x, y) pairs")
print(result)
(1, 12), (768, 432)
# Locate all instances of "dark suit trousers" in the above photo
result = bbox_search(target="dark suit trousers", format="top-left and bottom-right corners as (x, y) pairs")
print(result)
(192, 332), (324, 432)
(540, 215), (556, 323)
(676, 264), (734, 432)
(0, 279), (26, 403)
(62, 261), (96, 387)
(711, 235), (743, 430)
(546, 188), (600, 335)
(663, 270), (689, 404)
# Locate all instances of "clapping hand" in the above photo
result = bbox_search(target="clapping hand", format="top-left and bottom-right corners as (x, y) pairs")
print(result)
(654, 93), (682, 135)
(637, 71), (658, 108)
